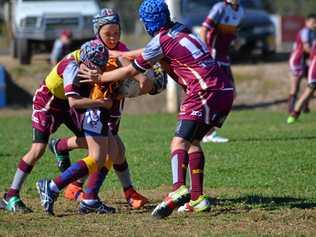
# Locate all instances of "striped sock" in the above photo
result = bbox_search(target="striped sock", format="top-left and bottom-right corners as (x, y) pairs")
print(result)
(171, 149), (189, 191)
(113, 161), (133, 191)
(53, 156), (98, 190)
(56, 138), (70, 154)
(83, 167), (108, 200)
(6, 159), (33, 199)
(189, 151), (205, 201)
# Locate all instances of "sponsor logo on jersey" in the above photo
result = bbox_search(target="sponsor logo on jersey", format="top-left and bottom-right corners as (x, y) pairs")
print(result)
(191, 110), (203, 117)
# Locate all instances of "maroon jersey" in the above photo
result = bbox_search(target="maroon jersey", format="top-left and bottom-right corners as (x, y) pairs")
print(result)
(133, 22), (234, 125)
(308, 42), (316, 85)
(289, 27), (316, 77)
(134, 22), (234, 95)
(202, 2), (244, 64)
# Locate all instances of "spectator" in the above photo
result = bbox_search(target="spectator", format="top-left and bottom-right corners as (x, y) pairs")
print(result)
(50, 30), (73, 65)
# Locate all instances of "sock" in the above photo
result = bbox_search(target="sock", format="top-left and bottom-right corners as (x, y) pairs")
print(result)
(113, 161), (133, 191)
(189, 151), (205, 201)
(56, 138), (70, 154)
(288, 94), (297, 113)
(171, 149), (189, 191)
(6, 159), (33, 199)
(83, 167), (108, 200)
(53, 156), (98, 190)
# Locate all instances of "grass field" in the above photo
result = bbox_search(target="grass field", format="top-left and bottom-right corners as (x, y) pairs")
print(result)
(0, 110), (316, 236)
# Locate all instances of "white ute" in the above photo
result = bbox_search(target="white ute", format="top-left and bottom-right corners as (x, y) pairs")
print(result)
(5, 0), (101, 64)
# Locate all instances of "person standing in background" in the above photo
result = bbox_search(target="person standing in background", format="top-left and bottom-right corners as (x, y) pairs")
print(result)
(199, 0), (244, 143)
(288, 14), (316, 114)
(50, 30), (73, 65)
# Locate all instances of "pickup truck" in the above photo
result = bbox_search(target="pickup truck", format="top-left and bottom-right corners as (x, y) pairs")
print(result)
(5, 0), (101, 64)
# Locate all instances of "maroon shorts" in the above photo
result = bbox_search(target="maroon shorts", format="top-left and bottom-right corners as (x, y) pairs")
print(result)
(289, 54), (308, 78)
(178, 89), (234, 127)
(32, 84), (83, 142)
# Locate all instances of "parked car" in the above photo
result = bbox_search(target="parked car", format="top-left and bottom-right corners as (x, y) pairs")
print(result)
(5, 0), (101, 64)
(167, 0), (276, 57)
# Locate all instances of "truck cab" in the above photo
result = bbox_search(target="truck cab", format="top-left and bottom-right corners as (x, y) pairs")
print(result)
(6, 0), (101, 64)
(166, 0), (276, 58)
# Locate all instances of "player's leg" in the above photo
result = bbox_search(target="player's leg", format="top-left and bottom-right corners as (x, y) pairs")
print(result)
(178, 140), (210, 213)
(112, 135), (149, 209)
(288, 64), (304, 113)
(36, 109), (113, 215)
(288, 61), (316, 124)
(202, 65), (232, 144)
(2, 136), (46, 213)
(152, 120), (205, 219)
(287, 87), (315, 124)
(2, 99), (55, 214)
(49, 109), (88, 172)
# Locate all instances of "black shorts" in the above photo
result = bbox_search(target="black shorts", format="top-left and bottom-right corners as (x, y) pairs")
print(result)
(175, 120), (213, 142)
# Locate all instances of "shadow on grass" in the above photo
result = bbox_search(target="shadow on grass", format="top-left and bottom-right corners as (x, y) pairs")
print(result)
(210, 195), (316, 215)
(232, 98), (288, 111)
(2, 66), (33, 107)
(230, 135), (316, 143)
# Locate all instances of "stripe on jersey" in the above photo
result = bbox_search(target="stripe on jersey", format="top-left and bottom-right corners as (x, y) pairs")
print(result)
(217, 23), (237, 34)
(175, 59), (208, 90)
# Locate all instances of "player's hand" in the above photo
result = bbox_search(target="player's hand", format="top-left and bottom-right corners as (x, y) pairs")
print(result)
(109, 50), (122, 58)
(78, 66), (100, 84)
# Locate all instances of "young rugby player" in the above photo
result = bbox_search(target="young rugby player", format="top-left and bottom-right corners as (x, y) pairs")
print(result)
(200, 0), (244, 143)
(287, 41), (316, 124)
(36, 40), (122, 215)
(1, 40), (111, 213)
(48, 8), (149, 209)
(288, 14), (316, 113)
(79, 0), (234, 218)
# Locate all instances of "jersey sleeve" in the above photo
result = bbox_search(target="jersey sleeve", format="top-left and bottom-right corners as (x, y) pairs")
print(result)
(300, 28), (310, 43)
(133, 34), (164, 72)
(63, 61), (80, 97)
(202, 2), (224, 29)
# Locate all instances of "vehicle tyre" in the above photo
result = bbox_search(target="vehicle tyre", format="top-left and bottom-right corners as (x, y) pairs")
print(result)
(17, 38), (32, 65)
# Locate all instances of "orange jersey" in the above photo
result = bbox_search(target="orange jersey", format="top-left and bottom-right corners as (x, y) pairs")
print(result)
(90, 56), (122, 100)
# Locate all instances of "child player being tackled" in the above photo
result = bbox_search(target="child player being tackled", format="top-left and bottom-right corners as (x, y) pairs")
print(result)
(79, 0), (234, 218)
(47, 8), (149, 209)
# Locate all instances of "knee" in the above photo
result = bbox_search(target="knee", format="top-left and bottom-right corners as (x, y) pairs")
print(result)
(170, 137), (190, 152)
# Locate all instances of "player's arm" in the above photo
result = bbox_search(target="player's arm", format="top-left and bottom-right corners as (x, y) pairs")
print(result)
(109, 48), (143, 60)
(67, 94), (112, 109)
(63, 61), (112, 109)
(200, 4), (222, 46)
